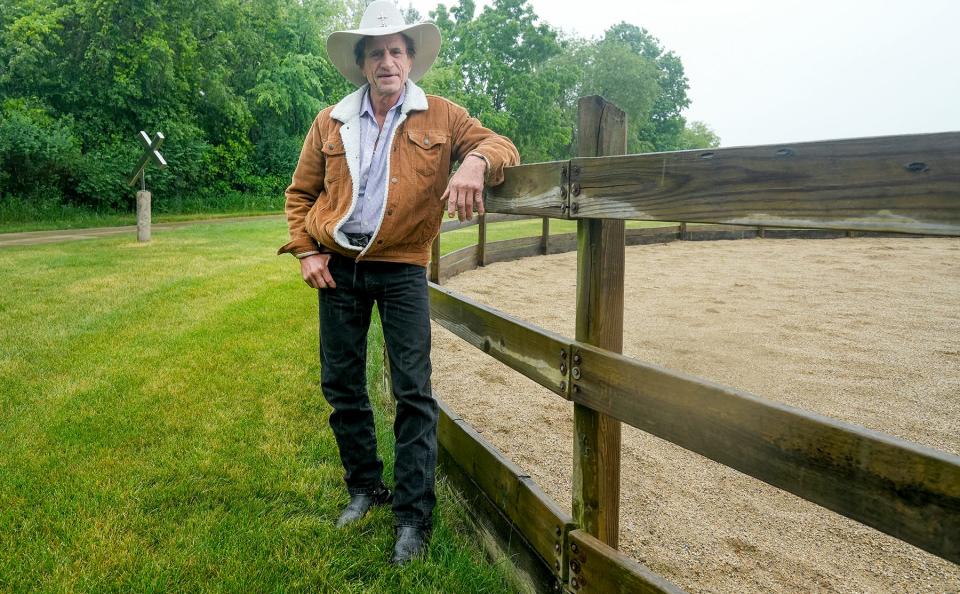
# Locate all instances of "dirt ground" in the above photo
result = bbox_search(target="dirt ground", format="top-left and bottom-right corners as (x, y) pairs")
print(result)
(430, 237), (960, 594)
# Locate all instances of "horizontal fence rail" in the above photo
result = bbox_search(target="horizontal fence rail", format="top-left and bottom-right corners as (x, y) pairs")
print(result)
(486, 132), (960, 236)
(429, 283), (960, 564)
(437, 396), (684, 593)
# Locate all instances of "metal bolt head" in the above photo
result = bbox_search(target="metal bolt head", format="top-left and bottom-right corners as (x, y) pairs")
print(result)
(571, 542), (579, 553)
(571, 577), (579, 589)
(572, 184), (581, 197)
(572, 384), (580, 393)
(570, 560), (581, 574)
(555, 526), (562, 537)
(555, 560), (561, 571)
(554, 543), (561, 553)
(560, 186), (568, 198)
(560, 349), (567, 360)
(560, 363), (567, 374)
(572, 367), (581, 380)
(573, 165), (581, 177)
(560, 381), (567, 392)
(573, 354), (581, 364)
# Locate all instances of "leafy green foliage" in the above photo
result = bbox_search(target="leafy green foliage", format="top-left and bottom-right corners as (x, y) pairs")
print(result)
(679, 121), (721, 150)
(0, 0), (719, 219)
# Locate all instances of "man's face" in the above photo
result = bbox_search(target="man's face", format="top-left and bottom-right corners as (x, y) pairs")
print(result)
(361, 34), (413, 101)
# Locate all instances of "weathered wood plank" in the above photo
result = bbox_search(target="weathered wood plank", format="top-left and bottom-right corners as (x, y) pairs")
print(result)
(439, 213), (535, 233)
(478, 213), (488, 266)
(569, 132), (960, 235)
(486, 160), (567, 217)
(567, 530), (686, 594)
(540, 217), (550, 255)
(437, 397), (573, 575)
(573, 95), (626, 548)
(570, 342), (960, 563)
(429, 284), (568, 397)
(438, 244), (480, 282)
(483, 235), (543, 265)
(429, 234), (440, 283)
(437, 399), (559, 592)
(546, 232), (579, 254)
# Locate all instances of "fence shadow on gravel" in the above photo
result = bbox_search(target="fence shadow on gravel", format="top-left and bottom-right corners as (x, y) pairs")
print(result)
(427, 96), (960, 593)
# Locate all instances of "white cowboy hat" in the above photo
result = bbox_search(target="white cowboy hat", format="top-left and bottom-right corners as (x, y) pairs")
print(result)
(327, 1), (442, 87)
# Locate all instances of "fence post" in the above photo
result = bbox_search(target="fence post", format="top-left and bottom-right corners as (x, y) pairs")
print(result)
(478, 213), (487, 266)
(541, 217), (550, 255)
(572, 96), (626, 548)
(429, 233), (440, 284)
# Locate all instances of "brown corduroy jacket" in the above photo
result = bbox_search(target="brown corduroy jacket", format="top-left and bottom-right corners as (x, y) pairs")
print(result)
(278, 82), (520, 267)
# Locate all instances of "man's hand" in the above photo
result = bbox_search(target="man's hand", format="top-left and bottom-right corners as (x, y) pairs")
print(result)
(300, 254), (337, 289)
(442, 155), (486, 221)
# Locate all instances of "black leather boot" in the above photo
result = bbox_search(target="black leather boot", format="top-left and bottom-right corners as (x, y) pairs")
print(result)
(335, 484), (392, 528)
(389, 526), (432, 565)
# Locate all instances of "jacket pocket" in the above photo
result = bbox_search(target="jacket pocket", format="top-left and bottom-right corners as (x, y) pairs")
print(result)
(406, 130), (448, 176)
(321, 140), (348, 183)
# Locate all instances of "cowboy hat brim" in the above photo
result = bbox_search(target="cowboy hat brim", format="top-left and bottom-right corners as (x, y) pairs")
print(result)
(327, 22), (442, 87)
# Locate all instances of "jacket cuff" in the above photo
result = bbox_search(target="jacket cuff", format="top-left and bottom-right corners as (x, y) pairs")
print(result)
(277, 236), (321, 257)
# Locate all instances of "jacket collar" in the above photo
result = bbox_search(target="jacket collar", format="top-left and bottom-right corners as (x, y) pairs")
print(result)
(330, 80), (428, 124)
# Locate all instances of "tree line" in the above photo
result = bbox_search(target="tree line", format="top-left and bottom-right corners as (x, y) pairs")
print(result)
(0, 0), (719, 217)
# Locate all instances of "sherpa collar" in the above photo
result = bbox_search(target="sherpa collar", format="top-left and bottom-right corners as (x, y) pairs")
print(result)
(330, 80), (428, 123)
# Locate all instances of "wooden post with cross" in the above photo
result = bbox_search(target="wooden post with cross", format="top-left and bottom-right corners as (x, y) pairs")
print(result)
(571, 96), (627, 548)
(127, 131), (167, 243)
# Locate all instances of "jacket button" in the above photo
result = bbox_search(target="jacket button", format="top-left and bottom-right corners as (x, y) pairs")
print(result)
(391, 177), (398, 183)
(424, 138), (429, 145)
(387, 210), (394, 216)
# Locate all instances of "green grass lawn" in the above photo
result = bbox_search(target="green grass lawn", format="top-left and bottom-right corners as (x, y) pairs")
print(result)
(0, 219), (515, 593)
(0, 208), (284, 234)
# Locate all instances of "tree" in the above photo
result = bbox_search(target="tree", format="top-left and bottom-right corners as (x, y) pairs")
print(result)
(678, 121), (721, 149)
(424, 0), (576, 161)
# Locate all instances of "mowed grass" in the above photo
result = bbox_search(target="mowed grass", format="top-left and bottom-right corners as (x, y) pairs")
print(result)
(0, 219), (515, 593)
(0, 208), (283, 234)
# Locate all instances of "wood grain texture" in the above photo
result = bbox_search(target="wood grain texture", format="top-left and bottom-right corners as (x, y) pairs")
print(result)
(429, 234), (440, 283)
(437, 400), (560, 592)
(478, 213), (487, 266)
(437, 397), (574, 575)
(540, 217), (550, 255)
(572, 96), (626, 548)
(438, 212), (533, 233)
(569, 132), (960, 235)
(483, 235), (543, 265)
(485, 160), (567, 217)
(437, 245), (479, 283)
(429, 284), (569, 397)
(567, 530), (686, 594)
(570, 342), (960, 563)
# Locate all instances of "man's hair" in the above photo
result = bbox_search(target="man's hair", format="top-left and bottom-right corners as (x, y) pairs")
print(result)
(354, 34), (416, 66)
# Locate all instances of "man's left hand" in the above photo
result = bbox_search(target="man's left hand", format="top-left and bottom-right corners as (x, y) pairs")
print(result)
(442, 155), (486, 221)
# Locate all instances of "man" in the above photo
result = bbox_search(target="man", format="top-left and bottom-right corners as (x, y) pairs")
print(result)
(278, 1), (519, 565)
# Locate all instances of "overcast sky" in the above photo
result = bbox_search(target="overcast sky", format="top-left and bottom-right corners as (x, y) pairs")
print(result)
(401, 0), (960, 147)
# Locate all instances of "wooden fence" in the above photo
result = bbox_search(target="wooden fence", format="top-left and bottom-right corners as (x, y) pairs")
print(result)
(428, 96), (960, 593)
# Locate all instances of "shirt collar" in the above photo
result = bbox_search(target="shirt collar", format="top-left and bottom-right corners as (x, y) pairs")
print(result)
(361, 86), (406, 119)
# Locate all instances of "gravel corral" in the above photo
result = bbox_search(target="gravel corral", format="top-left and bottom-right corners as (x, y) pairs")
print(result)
(431, 237), (960, 594)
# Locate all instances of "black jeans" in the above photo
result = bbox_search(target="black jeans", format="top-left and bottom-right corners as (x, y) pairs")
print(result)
(318, 254), (437, 528)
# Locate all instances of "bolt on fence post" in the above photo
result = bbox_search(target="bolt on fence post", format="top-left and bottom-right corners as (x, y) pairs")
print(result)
(572, 96), (626, 549)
